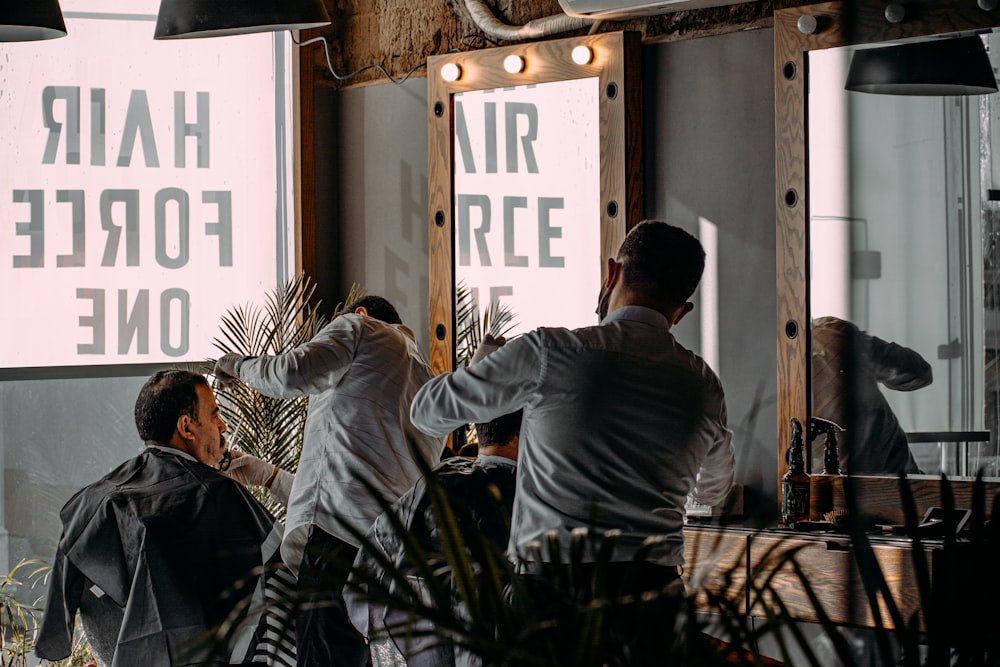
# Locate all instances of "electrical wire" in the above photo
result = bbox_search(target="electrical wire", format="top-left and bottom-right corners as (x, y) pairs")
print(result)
(460, 34), (503, 50)
(293, 34), (426, 85)
(295, 20), (606, 85)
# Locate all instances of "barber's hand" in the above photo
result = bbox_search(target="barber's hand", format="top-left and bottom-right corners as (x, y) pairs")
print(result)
(268, 469), (293, 508)
(214, 352), (245, 389)
(224, 450), (278, 487)
(470, 334), (506, 365)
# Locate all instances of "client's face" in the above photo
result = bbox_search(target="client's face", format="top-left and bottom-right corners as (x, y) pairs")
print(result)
(188, 384), (228, 467)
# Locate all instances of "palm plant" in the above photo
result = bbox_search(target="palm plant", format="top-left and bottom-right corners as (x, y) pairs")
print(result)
(334, 447), (789, 667)
(340, 464), (1000, 666)
(204, 273), (363, 518)
(0, 559), (94, 667)
(0, 559), (47, 667)
(453, 281), (518, 455)
(455, 281), (518, 370)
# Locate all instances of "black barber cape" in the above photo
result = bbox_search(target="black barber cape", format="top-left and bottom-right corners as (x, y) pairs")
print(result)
(36, 446), (296, 666)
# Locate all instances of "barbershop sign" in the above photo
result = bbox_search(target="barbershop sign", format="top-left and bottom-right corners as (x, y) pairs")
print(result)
(453, 78), (601, 335)
(0, 2), (291, 369)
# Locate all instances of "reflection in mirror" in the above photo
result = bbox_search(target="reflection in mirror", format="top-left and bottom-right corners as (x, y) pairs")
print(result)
(808, 33), (1000, 479)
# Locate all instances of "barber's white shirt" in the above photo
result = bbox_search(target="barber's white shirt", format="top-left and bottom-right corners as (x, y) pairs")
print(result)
(411, 306), (734, 567)
(240, 313), (446, 573)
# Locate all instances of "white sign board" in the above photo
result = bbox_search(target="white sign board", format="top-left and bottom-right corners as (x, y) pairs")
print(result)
(453, 78), (602, 335)
(0, 1), (293, 369)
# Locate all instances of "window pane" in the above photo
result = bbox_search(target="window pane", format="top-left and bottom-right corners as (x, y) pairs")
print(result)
(0, 1), (296, 576)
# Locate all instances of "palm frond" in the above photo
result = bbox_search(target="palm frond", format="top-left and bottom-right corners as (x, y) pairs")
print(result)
(455, 280), (518, 370)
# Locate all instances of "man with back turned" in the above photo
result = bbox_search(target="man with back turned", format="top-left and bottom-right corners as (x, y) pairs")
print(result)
(214, 294), (446, 667)
(408, 220), (736, 664)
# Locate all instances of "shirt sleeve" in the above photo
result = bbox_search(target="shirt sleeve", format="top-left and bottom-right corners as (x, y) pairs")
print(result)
(867, 335), (933, 391)
(691, 427), (735, 507)
(410, 334), (539, 436)
(690, 395), (736, 507)
(239, 316), (359, 398)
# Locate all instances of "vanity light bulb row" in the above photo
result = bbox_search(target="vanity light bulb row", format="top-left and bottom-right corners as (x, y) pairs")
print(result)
(439, 45), (595, 82)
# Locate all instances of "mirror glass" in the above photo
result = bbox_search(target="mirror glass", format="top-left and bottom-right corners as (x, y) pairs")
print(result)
(808, 32), (1000, 479)
(453, 79), (602, 338)
(426, 32), (640, 378)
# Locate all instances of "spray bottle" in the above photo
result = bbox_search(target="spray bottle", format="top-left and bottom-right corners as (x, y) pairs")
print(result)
(808, 416), (846, 520)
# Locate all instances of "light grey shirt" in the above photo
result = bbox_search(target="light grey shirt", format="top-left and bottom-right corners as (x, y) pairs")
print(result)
(410, 306), (734, 567)
(240, 313), (447, 572)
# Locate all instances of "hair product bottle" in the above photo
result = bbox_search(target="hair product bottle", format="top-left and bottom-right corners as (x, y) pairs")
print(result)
(781, 417), (810, 526)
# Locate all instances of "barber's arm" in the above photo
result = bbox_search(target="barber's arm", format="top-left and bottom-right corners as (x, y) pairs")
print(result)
(410, 333), (533, 437)
(213, 352), (248, 390)
(213, 317), (360, 398)
(224, 450), (293, 508)
(868, 335), (933, 391)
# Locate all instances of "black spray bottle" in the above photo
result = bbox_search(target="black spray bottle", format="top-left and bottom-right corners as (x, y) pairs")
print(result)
(808, 416), (845, 520)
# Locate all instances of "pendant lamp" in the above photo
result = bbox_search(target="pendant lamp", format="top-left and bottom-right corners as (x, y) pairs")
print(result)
(0, 0), (67, 41)
(154, 0), (331, 40)
(845, 35), (998, 96)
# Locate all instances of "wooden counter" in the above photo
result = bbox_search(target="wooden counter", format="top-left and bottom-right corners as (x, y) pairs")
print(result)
(683, 523), (999, 636)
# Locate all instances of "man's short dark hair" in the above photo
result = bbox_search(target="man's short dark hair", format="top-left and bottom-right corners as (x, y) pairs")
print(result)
(474, 409), (523, 447)
(616, 220), (706, 309)
(134, 370), (208, 443)
(343, 295), (402, 325)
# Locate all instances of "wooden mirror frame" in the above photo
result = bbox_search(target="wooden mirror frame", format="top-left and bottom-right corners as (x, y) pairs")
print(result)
(426, 31), (643, 377)
(774, 0), (1000, 521)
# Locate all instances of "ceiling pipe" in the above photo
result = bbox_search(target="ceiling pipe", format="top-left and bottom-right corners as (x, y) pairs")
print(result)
(463, 0), (594, 41)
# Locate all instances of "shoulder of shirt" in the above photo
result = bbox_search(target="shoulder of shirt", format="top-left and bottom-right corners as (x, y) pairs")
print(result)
(321, 314), (419, 350)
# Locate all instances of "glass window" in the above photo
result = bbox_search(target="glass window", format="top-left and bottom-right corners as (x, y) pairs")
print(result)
(0, 1), (296, 571)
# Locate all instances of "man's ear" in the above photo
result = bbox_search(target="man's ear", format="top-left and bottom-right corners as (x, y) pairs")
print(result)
(354, 306), (368, 317)
(605, 257), (620, 287)
(670, 301), (695, 326)
(176, 414), (195, 441)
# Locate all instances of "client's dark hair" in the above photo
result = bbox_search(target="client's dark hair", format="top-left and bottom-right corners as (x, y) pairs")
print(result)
(343, 295), (402, 325)
(135, 370), (207, 443)
(617, 220), (706, 309)
(474, 410), (524, 447)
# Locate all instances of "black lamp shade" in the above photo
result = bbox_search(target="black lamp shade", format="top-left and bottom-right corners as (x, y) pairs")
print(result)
(154, 0), (331, 39)
(0, 0), (67, 42)
(846, 36), (998, 96)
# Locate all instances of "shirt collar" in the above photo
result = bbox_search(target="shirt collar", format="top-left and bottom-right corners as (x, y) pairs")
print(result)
(476, 454), (517, 467)
(145, 443), (198, 463)
(601, 305), (670, 328)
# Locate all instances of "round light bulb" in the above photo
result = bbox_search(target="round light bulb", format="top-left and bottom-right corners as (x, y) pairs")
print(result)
(571, 45), (593, 65)
(441, 63), (462, 82)
(503, 55), (525, 74)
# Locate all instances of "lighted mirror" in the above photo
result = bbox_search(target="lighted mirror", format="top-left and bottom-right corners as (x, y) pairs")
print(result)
(426, 32), (642, 375)
(808, 35), (1000, 479)
(775, 0), (1000, 511)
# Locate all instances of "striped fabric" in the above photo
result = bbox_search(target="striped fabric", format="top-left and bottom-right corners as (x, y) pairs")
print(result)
(230, 526), (299, 665)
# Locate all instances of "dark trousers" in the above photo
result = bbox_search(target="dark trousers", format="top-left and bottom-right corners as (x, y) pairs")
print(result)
(296, 526), (372, 667)
(513, 561), (686, 666)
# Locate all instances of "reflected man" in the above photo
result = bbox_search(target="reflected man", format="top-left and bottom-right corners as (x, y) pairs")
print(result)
(811, 315), (933, 475)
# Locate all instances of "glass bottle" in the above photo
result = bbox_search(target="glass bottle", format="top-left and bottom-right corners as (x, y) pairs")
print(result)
(781, 417), (811, 526)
